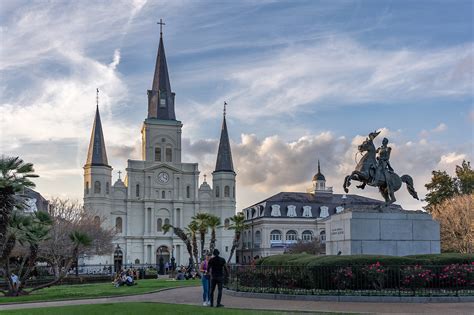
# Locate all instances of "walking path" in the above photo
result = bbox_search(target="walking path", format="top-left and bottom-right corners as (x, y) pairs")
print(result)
(1, 286), (473, 314)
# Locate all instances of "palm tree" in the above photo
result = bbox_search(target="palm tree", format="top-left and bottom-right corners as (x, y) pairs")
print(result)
(162, 223), (194, 267)
(206, 214), (221, 254)
(186, 221), (200, 274)
(192, 212), (210, 259)
(0, 156), (38, 259)
(226, 212), (248, 263)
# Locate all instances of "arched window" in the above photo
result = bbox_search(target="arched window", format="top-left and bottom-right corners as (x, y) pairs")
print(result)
(233, 186), (235, 198)
(165, 147), (172, 162)
(215, 186), (220, 197)
(85, 182), (89, 194)
(224, 218), (230, 228)
(94, 216), (100, 226)
(320, 230), (326, 244)
(94, 181), (101, 194)
(106, 182), (110, 194)
(155, 147), (162, 162)
(270, 230), (282, 243)
(286, 230), (298, 242)
(302, 230), (313, 242)
(161, 191), (165, 199)
(157, 218), (162, 232)
(136, 184), (140, 197)
(164, 218), (170, 225)
(186, 185), (190, 198)
(115, 217), (122, 233)
(224, 186), (230, 197)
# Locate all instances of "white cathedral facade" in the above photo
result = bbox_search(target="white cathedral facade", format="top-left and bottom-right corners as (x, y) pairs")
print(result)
(82, 30), (236, 267)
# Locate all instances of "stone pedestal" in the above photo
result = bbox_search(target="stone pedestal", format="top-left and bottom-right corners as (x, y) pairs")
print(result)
(324, 205), (440, 256)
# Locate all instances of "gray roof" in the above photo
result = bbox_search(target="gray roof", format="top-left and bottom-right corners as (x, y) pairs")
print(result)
(85, 106), (110, 167)
(244, 191), (396, 220)
(214, 115), (234, 173)
(147, 33), (176, 120)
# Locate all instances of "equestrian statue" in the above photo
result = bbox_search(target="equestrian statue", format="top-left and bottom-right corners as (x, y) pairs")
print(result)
(343, 131), (419, 206)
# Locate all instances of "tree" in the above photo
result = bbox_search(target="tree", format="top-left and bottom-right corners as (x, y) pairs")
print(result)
(431, 194), (473, 253)
(424, 160), (473, 212)
(39, 198), (115, 279)
(456, 161), (474, 195)
(285, 238), (325, 255)
(226, 212), (248, 263)
(206, 214), (221, 254)
(162, 223), (194, 269)
(0, 156), (38, 261)
(186, 221), (200, 274)
(192, 212), (210, 259)
(0, 156), (51, 296)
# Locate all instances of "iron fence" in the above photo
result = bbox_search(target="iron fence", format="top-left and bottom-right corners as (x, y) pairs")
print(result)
(225, 264), (474, 297)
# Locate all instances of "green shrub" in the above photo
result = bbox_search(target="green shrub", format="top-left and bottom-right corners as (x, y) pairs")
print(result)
(257, 253), (474, 267)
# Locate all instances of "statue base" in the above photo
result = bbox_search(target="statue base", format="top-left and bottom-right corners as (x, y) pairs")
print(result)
(324, 205), (440, 256)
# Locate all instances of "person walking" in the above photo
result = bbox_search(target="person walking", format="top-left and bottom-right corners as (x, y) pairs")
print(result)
(200, 252), (212, 306)
(208, 249), (228, 307)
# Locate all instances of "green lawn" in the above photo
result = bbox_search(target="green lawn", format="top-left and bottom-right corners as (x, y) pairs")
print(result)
(0, 279), (199, 304)
(0, 302), (344, 314)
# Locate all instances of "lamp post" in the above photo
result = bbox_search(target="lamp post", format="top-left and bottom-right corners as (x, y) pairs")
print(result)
(171, 245), (176, 277)
(159, 247), (164, 275)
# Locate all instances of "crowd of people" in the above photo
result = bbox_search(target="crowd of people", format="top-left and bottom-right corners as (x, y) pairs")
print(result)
(111, 250), (231, 308)
(113, 268), (138, 287)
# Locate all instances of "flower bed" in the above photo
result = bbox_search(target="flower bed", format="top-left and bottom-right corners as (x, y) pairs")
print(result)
(228, 262), (474, 296)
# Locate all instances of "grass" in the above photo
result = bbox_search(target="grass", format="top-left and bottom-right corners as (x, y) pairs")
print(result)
(0, 279), (199, 304)
(0, 302), (345, 314)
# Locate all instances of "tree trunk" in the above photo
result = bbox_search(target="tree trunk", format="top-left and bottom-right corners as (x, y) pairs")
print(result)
(227, 232), (241, 263)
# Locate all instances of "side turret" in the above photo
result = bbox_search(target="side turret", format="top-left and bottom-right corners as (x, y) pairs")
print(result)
(83, 91), (113, 212)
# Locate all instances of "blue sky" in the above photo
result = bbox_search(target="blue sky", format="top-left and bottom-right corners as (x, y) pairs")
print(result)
(1, 0), (473, 210)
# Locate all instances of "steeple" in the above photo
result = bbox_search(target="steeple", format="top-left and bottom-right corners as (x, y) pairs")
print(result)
(85, 90), (110, 167)
(214, 102), (234, 172)
(147, 19), (176, 120)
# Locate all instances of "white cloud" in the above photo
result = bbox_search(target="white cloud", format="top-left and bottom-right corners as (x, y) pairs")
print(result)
(178, 39), (473, 126)
(432, 123), (447, 133)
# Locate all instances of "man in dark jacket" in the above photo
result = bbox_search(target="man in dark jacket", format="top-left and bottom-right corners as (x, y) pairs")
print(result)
(208, 249), (228, 307)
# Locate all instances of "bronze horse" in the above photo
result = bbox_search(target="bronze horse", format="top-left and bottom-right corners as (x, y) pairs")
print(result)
(343, 133), (418, 206)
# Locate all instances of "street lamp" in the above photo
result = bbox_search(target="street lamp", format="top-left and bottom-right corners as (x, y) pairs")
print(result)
(158, 247), (164, 275)
(171, 245), (176, 277)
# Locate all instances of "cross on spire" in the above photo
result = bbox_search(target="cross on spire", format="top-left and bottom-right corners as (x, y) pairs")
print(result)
(96, 88), (99, 108)
(118, 170), (122, 180)
(157, 19), (165, 37)
(203, 174), (207, 182)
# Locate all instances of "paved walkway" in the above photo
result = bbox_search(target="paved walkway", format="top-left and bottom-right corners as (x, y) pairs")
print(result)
(1, 286), (473, 314)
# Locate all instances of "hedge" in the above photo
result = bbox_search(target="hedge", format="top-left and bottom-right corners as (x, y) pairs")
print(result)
(256, 253), (474, 267)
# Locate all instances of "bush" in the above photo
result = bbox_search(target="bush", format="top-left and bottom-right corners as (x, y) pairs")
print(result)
(257, 253), (474, 267)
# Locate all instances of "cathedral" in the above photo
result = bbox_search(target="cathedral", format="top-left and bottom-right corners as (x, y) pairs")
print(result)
(82, 29), (236, 267)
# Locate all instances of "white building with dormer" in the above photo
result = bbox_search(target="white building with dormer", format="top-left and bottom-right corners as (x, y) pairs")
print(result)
(82, 29), (236, 267)
(237, 161), (387, 263)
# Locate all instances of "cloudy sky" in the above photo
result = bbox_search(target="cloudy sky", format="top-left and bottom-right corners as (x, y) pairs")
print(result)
(1, 0), (473, 211)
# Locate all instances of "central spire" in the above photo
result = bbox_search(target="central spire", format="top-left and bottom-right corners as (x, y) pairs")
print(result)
(147, 19), (176, 120)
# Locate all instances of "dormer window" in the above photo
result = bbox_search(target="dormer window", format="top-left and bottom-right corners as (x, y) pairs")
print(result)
(287, 205), (297, 217)
(302, 206), (312, 217)
(270, 205), (281, 217)
(319, 206), (329, 218)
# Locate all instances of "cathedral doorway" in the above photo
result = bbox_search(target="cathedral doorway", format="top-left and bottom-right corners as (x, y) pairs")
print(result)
(113, 245), (123, 272)
(156, 246), (170, 275)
